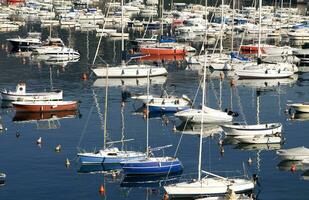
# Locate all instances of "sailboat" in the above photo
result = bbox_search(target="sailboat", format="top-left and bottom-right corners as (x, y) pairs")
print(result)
(235, 0), (296, 79)
(91, 0), (167, 78)
(121, 71), (183, 176)
(77, 65), (146, 165)
(163, 3), (254, 197)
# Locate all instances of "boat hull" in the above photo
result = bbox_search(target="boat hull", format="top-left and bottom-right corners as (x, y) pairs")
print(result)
(220, 123), (282, 136)
(148, 104), (190, 113)
(122, 158), (183, 175)
(140, 47), (186, 55)
(78, 154), (146, 165)
(12, 101), (78, 112)
(1, 90), (63, 101)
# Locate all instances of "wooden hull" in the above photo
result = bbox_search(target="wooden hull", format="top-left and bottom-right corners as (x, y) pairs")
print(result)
(13, 101), (78, 112)
(140, 47), (186, 55)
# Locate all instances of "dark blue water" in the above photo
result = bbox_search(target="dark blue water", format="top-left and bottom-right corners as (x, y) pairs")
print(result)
(1, 20), (309, 200)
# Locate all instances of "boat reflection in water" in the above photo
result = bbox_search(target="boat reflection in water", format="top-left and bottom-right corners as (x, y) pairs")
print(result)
(121, 173), (181, 188)
(301, 170), (309, 181)
(176, 122), (222, 137)
(13, 110), (79, 129)
(234, 143), (282, 151)
(236, 75), (298, 90)
(277, 160), (305, 172)
(78, 163), (122, 174)
(93, 76), (167, 88)
(289, 113), (309, 121)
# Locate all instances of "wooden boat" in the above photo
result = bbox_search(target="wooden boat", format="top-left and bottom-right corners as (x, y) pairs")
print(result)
(1, 83), (63, 101)
(220, 123), (282, 136)
(12, 101), (78, 112)
(288, 103), (309, 113)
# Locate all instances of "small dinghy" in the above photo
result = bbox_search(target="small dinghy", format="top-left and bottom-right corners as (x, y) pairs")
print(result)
(287, 103), (309, 113)
(220, 123), (282, 136)
(1, 83), (63, 101)
(12, 101), (78, 112)
(277, 146), (309, 161)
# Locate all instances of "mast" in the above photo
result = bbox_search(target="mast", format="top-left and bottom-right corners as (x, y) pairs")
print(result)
(121, 0), (124, 63)
(220, 0), (224, 55)
(231, 0), (235, 52)
(103, 65), (109, 149)
(198, 0), (208, 182)
(258, 0), (262, 59)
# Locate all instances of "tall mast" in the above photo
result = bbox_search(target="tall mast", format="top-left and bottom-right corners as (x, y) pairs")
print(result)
(220, 0), (224, 55)
(198, 0), (208, 182)
(258, 0), (262, 59)
(121, 0), (124, 53)
(231, 0), (235, 52)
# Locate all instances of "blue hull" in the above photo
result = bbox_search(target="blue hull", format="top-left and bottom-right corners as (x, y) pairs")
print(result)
(122, 160), (183, 175)
(79, 155), (145, 165)
(148, 105), (190, 113)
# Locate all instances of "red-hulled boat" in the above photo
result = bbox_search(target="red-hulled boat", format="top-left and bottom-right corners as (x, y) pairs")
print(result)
(139, 54), (185, 61)
(13, 110), (78, 122)
(240, 44), (274, 54)
(140, 44), (187, 55)
(12, 101), (78, 112)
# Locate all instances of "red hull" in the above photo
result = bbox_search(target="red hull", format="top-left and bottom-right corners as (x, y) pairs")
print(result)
(139, 54), (185, 61)
(240, 45), (266, 54)
(8, 0), (24, 4)
(140, 47), (186, 55)
(13, 102), (78, 112)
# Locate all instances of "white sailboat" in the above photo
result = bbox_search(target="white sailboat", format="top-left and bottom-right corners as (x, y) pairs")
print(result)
(164, 3), (254, 197)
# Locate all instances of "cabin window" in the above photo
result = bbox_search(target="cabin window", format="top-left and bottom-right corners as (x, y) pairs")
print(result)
(107, 153), (117, 156)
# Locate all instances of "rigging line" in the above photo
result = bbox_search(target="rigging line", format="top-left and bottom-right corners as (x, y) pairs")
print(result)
(77, 103), (95, 148)
(91, 0), (112, 66)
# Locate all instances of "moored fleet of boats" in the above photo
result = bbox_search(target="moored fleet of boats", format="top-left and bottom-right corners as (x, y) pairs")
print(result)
(1, 0), (309, 199)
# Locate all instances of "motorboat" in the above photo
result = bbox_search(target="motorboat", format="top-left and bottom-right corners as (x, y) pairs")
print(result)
(1, 83), (63, 101)
(277, 146), (309, 161)
(175, 106), (234, 124)
(12, 100), (78, 112)
(220, 123), (282, 136)
(7, 32), (41, 49)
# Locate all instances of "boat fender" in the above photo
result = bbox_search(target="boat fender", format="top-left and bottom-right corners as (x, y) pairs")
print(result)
(290, 164), (297, 172)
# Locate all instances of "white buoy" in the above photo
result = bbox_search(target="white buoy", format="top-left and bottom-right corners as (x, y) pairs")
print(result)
(36, 137), (42, 145)
(65, 158), (70, 167)
(55, 144), (61, 152)
(172, 124), (177, 132)
(248, 157), (253, 165)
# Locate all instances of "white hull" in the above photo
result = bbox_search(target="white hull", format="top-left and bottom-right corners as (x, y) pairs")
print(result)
(288, 103), (309, 113)
(277, 146), (309, 161)
(92, 65), (167, 78)
(220, 123), (282, 136)
(164, 176), (254, 198)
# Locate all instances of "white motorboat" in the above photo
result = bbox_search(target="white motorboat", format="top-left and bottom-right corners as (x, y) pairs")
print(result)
(288, 103), (309, 113)
(0, 172), (6, 185)
(277, 146), (309, 161)
(1, 83), (63, 101)
(92, 64), (167, 78)
(234, 134), (283, 144)
(175, 106), (233, 124)
(220, 123), (282, 136)
(7, 32), (41, 49)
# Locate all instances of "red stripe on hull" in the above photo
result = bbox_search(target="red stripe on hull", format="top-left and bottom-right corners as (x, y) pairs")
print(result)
(13, 102), (78, 112)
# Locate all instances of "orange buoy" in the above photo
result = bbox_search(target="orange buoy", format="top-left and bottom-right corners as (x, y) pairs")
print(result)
(99, 185), (105, 195)
(82, 73), (88, 80)
(291, 164), (296, 172)
(230, 79), (236, 87)
(143, 108), (148, 118)
(163, 193), (169, 200)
